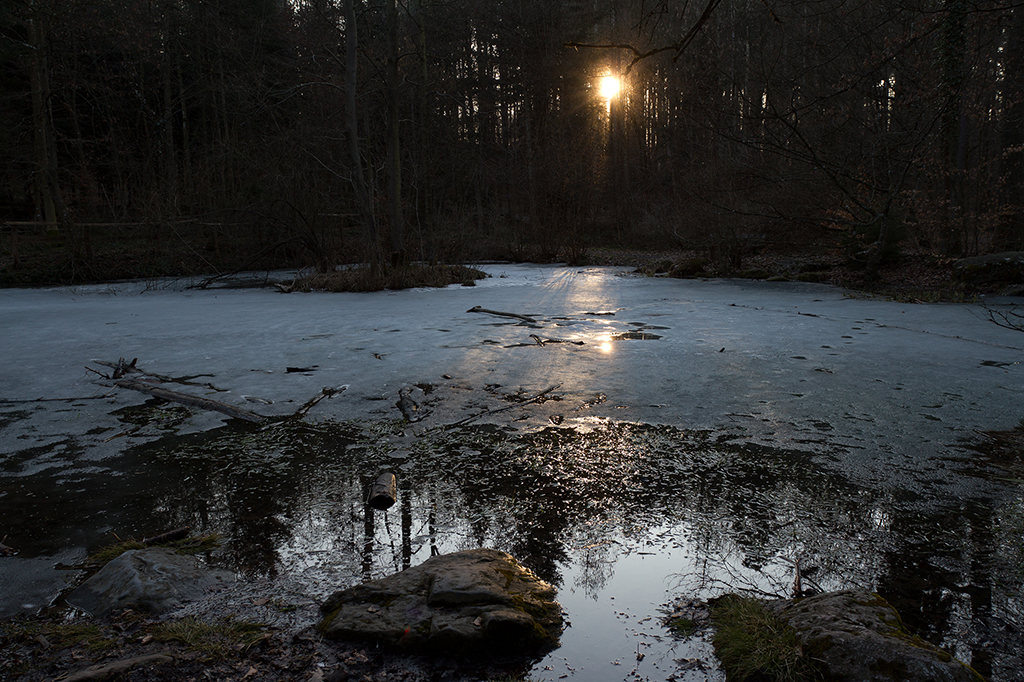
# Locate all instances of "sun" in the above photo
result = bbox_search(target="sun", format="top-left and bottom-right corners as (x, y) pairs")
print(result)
(598, 75), (621, 100)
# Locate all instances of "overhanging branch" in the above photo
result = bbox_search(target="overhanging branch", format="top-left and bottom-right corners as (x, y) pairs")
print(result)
(565, 0), (723, 73)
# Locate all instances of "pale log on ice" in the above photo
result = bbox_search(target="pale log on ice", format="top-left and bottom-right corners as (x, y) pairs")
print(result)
(114, 379), (267, 423)
(368, 473), (397, 510)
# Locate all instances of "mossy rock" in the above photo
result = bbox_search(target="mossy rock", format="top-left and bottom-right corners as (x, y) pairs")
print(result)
(318, 549), (562, 657)
(770, 590), (983, 682)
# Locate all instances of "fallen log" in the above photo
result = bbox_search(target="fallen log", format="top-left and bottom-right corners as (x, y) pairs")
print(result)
(467, 305), (538, 323)
(114, 379), (267, 424)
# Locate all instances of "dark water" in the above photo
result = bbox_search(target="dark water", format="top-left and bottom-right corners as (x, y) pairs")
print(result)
(1, 400), (1022, 680)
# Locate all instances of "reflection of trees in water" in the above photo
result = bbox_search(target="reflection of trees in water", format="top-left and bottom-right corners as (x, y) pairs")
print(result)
(572, 531), (618, 599)
(124, 419), (1021, 668)
(875, 503), (1006, 680)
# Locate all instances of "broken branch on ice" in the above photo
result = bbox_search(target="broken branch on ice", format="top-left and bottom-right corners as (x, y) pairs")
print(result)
(467, 305), (538, 324)
(529, 334), (584, 346)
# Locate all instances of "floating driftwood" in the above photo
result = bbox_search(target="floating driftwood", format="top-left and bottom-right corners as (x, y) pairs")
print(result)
(395, 388), (429, 422)
(467, 305), (538, 323)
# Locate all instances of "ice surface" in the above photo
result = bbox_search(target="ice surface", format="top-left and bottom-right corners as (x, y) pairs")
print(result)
(2, 264), (1021, 464)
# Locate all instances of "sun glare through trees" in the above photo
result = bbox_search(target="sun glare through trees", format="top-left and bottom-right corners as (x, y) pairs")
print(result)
(598, 74), (621, 101)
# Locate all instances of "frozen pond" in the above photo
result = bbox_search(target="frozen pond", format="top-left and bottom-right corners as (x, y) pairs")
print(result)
(1, 264), (1023, 680)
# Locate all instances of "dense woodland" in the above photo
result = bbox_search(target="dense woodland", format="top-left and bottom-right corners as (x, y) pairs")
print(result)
(1, 0), (1023, 284)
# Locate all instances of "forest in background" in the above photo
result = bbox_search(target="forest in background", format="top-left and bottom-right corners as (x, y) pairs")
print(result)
(1, 0), (1023, 285)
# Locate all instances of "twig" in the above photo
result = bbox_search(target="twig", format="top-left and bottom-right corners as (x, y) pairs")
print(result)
(143, 527), (191, 546)
(1, 535), (17, 556)
(443, 384), (562, 429)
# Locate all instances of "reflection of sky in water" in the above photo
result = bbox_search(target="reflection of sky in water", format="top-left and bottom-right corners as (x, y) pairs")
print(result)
(1, 415), (1020, 679)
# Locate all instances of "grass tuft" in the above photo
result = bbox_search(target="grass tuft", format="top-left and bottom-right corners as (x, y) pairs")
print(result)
(88, 533), (222, 566)
(152, 617), (269, 658)
(711, 594), (823, 682)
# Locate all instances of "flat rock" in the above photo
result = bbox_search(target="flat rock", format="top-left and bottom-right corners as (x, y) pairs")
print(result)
(773, 590), (983, 682)
(65, 547), (235, 618)
(319, 548), (562, 656)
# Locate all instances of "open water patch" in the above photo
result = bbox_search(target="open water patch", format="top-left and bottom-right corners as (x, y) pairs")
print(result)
(1, 418), (1021, 679)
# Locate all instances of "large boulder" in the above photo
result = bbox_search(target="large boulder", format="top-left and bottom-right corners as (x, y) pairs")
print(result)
(318, 548), (562, 656)
(773, 590), (983, 682)
(65, 547), (234, 618)
(953, 251), (1024, 288)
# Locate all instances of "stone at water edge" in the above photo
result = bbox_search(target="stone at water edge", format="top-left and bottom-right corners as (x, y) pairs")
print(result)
(318, 548), (563, 655)
(65, 547), (235, 618)
(772, 589), (983, 682)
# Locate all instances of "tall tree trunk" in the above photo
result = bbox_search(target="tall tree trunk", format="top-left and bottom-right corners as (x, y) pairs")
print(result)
(998, 6), (1024, 249)
(345, 0), (379, 271)
(386, 0), (404, 265)
(162, 7), (179, 217)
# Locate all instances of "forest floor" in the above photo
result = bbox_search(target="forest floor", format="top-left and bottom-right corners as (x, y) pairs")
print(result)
(0, 607), (528, 682)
